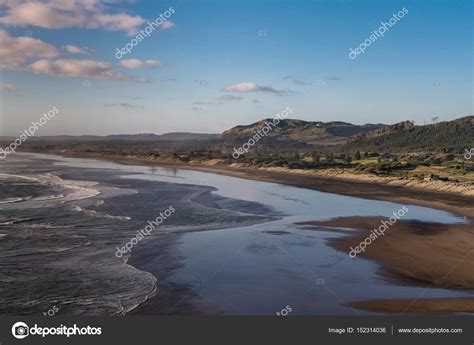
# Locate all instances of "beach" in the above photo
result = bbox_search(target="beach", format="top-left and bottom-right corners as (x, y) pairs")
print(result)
(1, 152), (472, 315)
(55, 152), (474, 315)
(42, 151), (474, 220)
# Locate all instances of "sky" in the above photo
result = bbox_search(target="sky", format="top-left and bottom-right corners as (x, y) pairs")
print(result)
(0, 0), (472, 136)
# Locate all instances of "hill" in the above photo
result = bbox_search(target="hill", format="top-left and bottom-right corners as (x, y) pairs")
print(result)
(344, 116), (474, 152)
(220, 119), (384, 146)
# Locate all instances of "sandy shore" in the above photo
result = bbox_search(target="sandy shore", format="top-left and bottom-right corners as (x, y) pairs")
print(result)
(28, 151), (474, 221)
(347, 297), (474, 315)
(262, 166), (474, 197)
(299, 217), (474, 314)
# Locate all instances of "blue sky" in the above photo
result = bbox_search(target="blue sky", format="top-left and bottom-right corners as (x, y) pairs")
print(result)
(0, 0), (472, 135)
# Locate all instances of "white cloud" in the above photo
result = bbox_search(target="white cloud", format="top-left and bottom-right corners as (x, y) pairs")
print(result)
(223, 82), (257, 92)
(0, 29), (58, 69)
(0, 0), (146, 36)
(28, 58), (146, 81)
(160, 20), (175, 30)
(90, 13), (145, 36)
(63, 45), (92, 55)
(0, 30), (146, 82)
(223, 81), (291, 96)
(117, 59), (161, 69)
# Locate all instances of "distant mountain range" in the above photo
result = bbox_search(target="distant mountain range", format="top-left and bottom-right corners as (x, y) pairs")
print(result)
(0, 132), (217, 142)
(1, 116), (472, 152)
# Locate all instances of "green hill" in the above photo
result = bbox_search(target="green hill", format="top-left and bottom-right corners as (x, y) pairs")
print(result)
(344, 116), (474, 153)
(220, 118), (384, 146)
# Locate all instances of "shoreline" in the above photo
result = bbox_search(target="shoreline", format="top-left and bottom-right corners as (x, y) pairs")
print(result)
(299, 217), (474, 314)
(26, 150), (474, 220)
(14, 151), (474, 315)
(1, 154), (278, 316)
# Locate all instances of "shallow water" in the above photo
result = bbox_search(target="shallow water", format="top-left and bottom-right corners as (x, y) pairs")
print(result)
(1, 153), (470, 315)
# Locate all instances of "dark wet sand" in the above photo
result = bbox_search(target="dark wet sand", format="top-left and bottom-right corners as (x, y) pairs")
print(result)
(347, 297), (474, 315)
(299, 217), (474, 314)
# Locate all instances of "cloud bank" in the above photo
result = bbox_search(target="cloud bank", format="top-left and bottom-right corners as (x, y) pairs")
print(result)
(0, 0), (145, 36)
